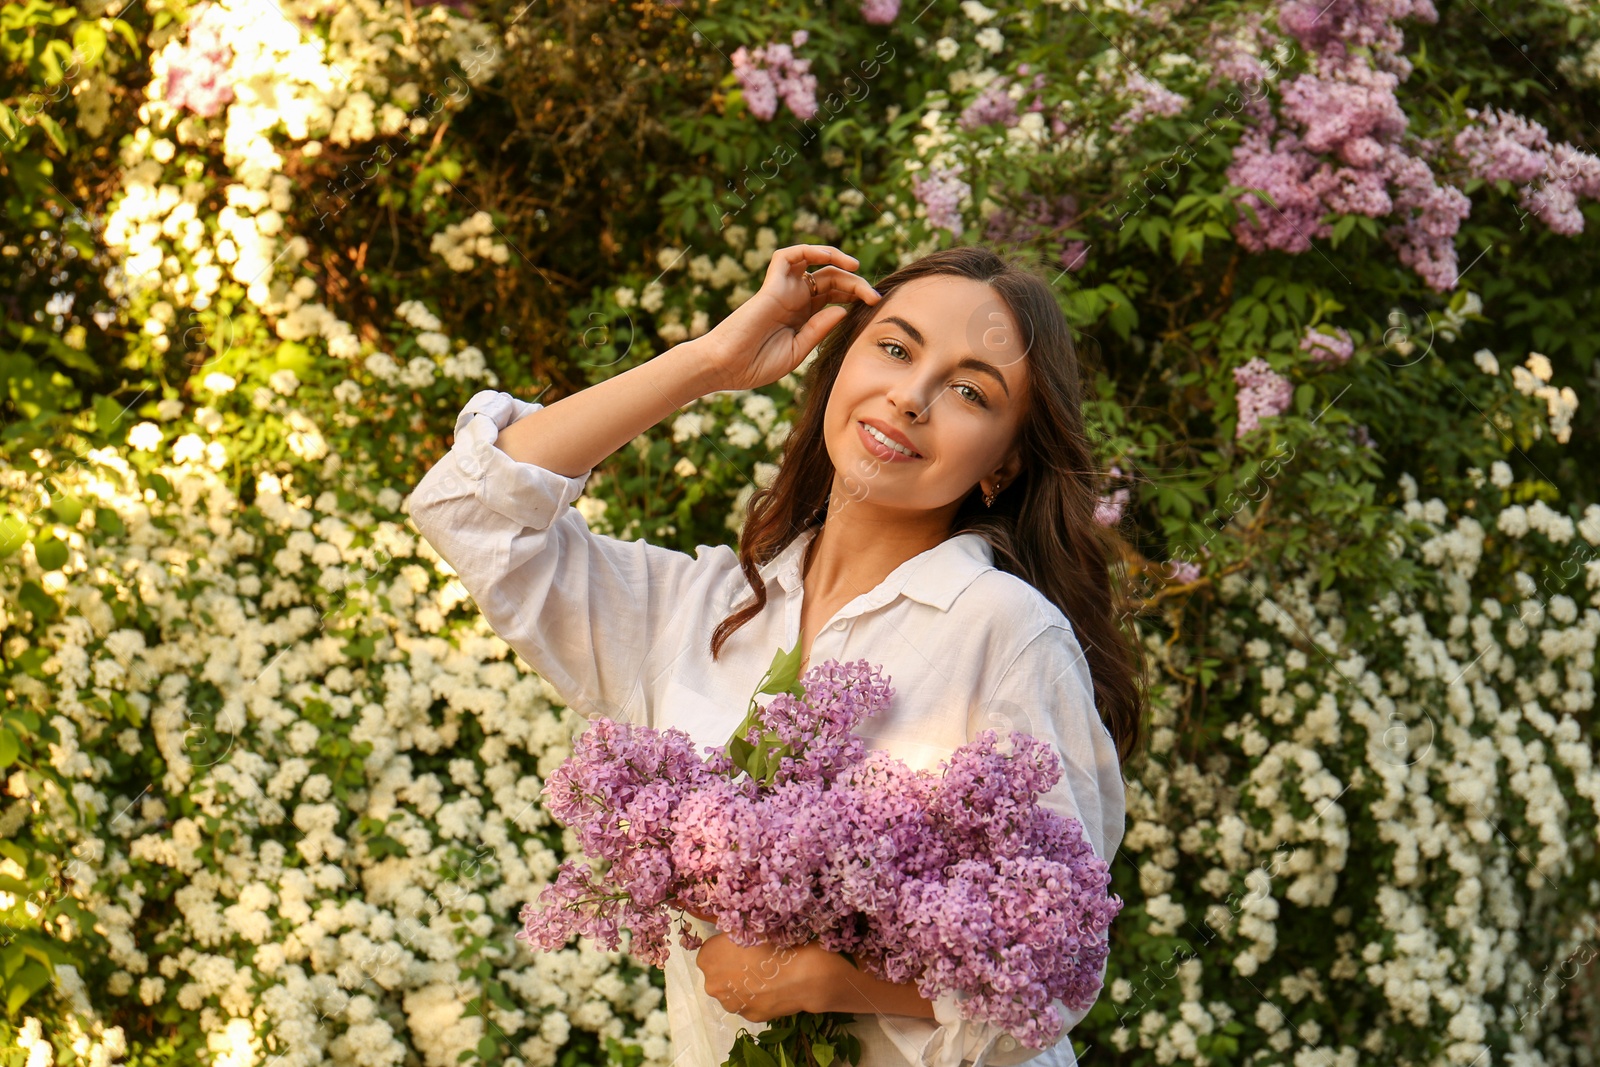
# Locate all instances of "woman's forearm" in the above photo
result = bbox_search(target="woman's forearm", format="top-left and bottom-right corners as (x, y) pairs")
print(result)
(817, 955), (938, 1020)
(696, 935), (939, 1023)
(492, 338), (722, 477)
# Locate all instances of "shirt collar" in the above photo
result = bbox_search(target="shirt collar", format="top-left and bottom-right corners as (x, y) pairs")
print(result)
(756, 526), (995, 613)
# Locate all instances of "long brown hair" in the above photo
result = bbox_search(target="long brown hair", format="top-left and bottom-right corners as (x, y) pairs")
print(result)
(708, 244), (1147, 764)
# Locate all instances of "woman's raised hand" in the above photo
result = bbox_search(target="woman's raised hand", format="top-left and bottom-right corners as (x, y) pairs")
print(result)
(695, 244), (881, 394)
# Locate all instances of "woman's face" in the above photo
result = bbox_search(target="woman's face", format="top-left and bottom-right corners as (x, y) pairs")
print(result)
(823, 274), (1030, 518)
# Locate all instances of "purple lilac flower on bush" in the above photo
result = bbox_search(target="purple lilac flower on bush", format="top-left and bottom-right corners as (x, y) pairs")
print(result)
(1113, 70), (1189, 135)
(1095, 488), (1130, 526)
(1453, 107), (1600, 236)
(1168, 559), (1202, 584)
(1300, 325), (1354, 365)
(1233, 357), (1295, 439)
(1277, 0), (1436, 71)
(518, 657), (1122, 1049)
(163, 3), (236, 118)
(730, 31), (818, 121)
(1225, 1), (1471, 293)
(1199, 11), (1282, 89)
(912, 162), (971, 236)
(1223, 0), (1600, 290)
(859, 0), (901, 23)
(959, 79), (1019, 130)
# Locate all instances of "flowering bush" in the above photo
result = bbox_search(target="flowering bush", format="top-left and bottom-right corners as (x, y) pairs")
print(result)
(3, 0), (1600, 1064)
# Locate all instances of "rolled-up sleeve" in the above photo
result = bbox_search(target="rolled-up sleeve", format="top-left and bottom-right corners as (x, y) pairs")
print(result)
(406, 389), (705, 726)
(906, 624), (1127, 1067)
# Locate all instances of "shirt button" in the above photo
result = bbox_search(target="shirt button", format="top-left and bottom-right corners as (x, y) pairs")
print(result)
(831, 620), (846, 630)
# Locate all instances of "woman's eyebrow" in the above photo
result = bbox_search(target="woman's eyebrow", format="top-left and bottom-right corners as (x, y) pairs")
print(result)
(880, 314), (928, 348)
(877, 314), (1012, 398)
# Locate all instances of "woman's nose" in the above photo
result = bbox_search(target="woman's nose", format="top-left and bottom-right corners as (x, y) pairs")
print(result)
(887, 380), (939, 422)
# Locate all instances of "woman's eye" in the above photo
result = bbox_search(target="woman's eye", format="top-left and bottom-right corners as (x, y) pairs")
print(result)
(879, 341), (988, 406)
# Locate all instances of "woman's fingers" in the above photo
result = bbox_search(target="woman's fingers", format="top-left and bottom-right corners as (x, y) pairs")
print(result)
(779, 245), (869, 299)
(803, 264), (882, 306)
(784, 262), (879, 366)
(790, 306), (850, 367)
(784, 243), (860, 270)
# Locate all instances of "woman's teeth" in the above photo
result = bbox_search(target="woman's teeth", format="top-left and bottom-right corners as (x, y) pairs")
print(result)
(863, 423), (918, 457)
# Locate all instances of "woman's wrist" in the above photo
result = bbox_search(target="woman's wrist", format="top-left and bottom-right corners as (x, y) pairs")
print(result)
(797, 943), (850, 1014)
(657, 337), (729, 402)
(807, 947), (938, 1019)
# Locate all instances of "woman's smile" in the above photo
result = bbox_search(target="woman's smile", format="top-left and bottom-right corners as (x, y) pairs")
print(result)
(857, 419), (924, 461)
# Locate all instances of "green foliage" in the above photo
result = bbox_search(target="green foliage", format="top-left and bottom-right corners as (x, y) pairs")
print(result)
(723, 1010), (861, 1067)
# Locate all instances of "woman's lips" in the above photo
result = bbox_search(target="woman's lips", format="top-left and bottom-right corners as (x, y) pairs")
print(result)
(856, 420), (923, 461)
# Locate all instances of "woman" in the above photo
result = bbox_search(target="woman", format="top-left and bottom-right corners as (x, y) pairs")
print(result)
(409, 242), (1146, 1067)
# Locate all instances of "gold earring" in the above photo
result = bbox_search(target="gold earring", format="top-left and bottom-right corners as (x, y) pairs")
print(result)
(983, 469), (1002, 508)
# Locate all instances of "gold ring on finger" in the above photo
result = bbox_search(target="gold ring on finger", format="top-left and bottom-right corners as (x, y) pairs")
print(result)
(803, 271), (817, 297)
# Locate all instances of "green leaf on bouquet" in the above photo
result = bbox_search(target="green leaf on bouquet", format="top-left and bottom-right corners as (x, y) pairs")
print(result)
(741, 1042), (777, 1067)
(725, 640), (809, 784)
(728, 731), (756, 773)
(724, 1012), (861, 1067)
(757, 639), (807, 698)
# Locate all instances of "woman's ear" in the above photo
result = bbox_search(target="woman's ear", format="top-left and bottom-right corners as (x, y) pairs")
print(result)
(998, 444), (1026, 491)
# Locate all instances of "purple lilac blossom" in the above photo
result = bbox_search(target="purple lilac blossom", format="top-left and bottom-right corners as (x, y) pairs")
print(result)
(1381, 144), (1472, 290)
(912, 162), (971, 236)
(1300, 325), (1354, 365)
(519, 657), (1122, 1046)
(1199, 10), (1278, 89)
(743, 657), (892, 784)
(1280, 64), (1406, 162)
(1094, 488), (1130, 527)
(731, 33), (819, 121)
(1233, 358), (1295, 439)
(1211, 1), (1595, 285)
(1226, 0), (1479, 290)
(1454, 107), (1553, 185)
(163, 3), (236, 118)
(1226, 114), (1334, 254)
(959, 77), (1021, 130)
(1112, 70), (1189, 135)
(1277, 0), (1437, 78)
(859, 0), (901, 23)
(927, 731), (1065, 857)
(1522, 143), (1600, 235)
(1453, 108), (1600, 236)
(1168, 559), (1202, 584)
(889, 852), (1117, 1048)
(1059, 241), (1090, 271)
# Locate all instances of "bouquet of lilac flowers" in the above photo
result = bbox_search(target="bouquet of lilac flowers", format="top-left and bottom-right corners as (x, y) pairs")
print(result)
(518, 643), (1122, 1067)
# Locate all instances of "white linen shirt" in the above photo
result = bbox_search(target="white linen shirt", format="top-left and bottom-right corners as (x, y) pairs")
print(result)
(407, 389), (1128, 1067)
